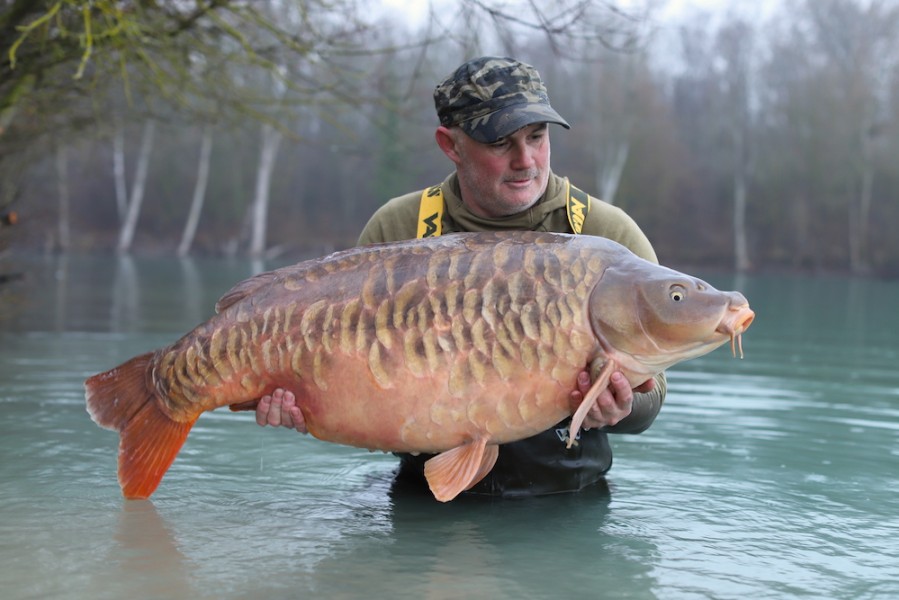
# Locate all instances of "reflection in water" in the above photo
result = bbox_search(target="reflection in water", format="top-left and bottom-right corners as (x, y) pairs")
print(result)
(381, 479), (627, 599)
(274, 474), (659, 599)
(112, 501), (194, 598)
(179, 257), (204, 327)
(110, 255), (139, 333)
(54, 254), (68, 331)
(97, 468), (647, 599)
(10, 254), (282, 334)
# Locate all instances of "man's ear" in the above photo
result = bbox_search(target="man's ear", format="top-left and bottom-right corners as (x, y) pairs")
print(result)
(435, 126), (462, 163)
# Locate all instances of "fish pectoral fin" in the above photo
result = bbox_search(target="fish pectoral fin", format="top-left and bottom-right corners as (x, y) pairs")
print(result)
(469, 443), (500, 490)
(567, 360), (617, 449)
(424, 437), (498, 502)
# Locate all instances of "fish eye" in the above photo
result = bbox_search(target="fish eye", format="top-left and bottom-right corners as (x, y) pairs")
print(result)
(669, 285), (686, 302)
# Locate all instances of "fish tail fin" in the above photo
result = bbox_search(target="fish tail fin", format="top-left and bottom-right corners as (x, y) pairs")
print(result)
(85, 352), (197, 499)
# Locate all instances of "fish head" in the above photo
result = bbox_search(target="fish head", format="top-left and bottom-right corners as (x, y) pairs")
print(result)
(588, 260), (755, 379)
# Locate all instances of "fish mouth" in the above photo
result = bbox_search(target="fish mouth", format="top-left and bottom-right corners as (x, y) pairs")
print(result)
(716, 305), (755, 358)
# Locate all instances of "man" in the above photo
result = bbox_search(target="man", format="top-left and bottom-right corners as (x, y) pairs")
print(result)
(256, 56), (666, 497)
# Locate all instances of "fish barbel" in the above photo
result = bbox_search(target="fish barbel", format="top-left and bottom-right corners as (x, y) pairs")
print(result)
(85, 231), (754, 502)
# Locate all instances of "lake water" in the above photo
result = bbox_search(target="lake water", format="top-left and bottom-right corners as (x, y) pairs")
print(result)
(1, 254), (897, 600)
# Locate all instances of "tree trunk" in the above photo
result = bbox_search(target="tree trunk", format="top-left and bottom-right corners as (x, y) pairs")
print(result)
(177, 126), (213, 257)
(847, 189), (861, 274)
(852, 122), (875, 274)
(858, 161), (873, 271)
(793, 189), (811, 270)
(55, 144), (70, 253)
(733, 169), (750, 272)
(112, 118), (128, 223)
(597, 142), (630, 206)
(732, 121), (751, 272)
(117, 120), (155, 254)
(248, 123), (283, 259)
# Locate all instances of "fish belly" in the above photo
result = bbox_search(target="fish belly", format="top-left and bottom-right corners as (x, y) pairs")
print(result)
(295, 350), (580, 453)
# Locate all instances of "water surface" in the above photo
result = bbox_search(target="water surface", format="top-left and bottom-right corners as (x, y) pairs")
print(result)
(1, 255), (897, 599)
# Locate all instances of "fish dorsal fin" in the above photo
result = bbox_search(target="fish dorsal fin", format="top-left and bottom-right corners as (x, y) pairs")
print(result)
(424, 437), (498, 502)
(567, 360), (617, 449)
(214, 271), (279, 313)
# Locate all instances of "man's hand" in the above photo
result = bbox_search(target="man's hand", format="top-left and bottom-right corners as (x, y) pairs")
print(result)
(256, 388), (307, 433)
(570, 370), (655, 429)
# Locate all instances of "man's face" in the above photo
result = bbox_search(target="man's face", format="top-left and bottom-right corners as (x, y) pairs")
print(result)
(451, 123), (552, 218)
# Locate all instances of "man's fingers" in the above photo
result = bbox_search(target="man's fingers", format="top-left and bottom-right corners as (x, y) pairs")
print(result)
(582, 373), (635, 429)
(281, 390), (308, 433)
(569, 370), (592, 413)
(266, 389), (285, 426)
(576, 370), (591, 393)
(609, 372), (632, 403)
(256, 388), (307, 432)
(282, 389), (296, 411)
(256, 395), (272, 426)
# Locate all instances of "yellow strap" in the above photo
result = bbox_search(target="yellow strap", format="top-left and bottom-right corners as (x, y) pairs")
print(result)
(566, 180), (590, 235)
(418, 181), (588, 237)
(417, 185), (444, 238)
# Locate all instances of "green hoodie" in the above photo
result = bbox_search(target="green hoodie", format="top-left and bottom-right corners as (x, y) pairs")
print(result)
(360, 171), (658, 264)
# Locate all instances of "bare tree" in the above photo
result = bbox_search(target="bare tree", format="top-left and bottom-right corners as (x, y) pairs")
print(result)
(1, 0), (373, 216)
(177, 126), (213, 257)
(804, 0), (899, 274)
(248, 122), (283, 259)
(587, 54), (640, 206)
(456, 0), (652, 54)
(112, 118), (129, 223)
(55, 144), (70, 252)
(5, 0), (664, 257)
(117, 120), (156, 254)
(716, 19), (756, 272)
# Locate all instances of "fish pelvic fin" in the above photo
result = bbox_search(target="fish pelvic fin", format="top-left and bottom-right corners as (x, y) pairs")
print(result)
(424, 437), (499, 502)
(567, 360), (617, 449)
(228, 399), (260, 412)
(85, 352), (197, 499)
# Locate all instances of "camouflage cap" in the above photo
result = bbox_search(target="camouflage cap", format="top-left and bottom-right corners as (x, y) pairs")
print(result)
(433, 56), (570, 144)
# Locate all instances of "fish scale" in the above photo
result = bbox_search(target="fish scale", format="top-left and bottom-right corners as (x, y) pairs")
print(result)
(85, 231), (754, 501)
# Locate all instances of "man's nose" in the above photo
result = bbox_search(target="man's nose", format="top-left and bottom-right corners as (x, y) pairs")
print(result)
(509, 142), (535, 169)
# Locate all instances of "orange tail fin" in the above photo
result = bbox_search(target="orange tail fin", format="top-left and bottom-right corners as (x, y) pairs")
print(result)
(85, 352), (197, 499)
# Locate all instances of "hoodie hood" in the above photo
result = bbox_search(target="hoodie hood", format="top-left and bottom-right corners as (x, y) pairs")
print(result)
(442, 172), (569, 232)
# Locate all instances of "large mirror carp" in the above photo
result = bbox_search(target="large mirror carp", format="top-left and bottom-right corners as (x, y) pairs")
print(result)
(86, 231), (754, 502)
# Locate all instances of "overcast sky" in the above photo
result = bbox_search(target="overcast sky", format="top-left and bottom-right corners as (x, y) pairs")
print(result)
(377, 0), (784, 27)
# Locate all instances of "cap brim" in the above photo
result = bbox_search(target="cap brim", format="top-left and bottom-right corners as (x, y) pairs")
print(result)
(460, 102), (570, 144)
